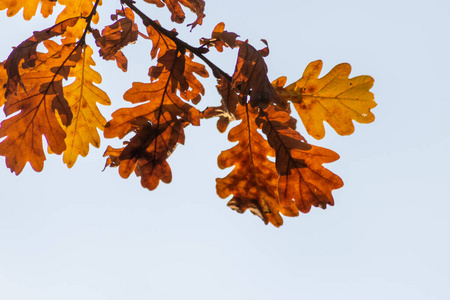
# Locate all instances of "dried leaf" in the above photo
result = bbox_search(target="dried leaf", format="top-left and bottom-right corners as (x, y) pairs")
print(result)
(61, 45), (111, 168)
(257, 105), (343, 211)
(0, 62), (7, 107)
(146, 0), (205, 29)
(217, 103), (299, 226)
(104, 120), (184, 190)
(200, 22), (238, 52)
(3, 17), (80, 97)
(0, 41), (82, 174)
(232, 40), (286, 109)
(0, 0), (56, 20)
(93, 8), (138, 72)
(274, 60), (376, 139)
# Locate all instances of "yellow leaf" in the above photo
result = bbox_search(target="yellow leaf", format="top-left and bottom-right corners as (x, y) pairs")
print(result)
(56, 0), (100, 38)
(0, 0), (56, 20)
(62, 45), (111, 168)
(274, 60), (376, 139)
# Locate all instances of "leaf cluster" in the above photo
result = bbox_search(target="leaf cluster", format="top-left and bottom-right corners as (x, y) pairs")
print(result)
(0, 0), (376, 226)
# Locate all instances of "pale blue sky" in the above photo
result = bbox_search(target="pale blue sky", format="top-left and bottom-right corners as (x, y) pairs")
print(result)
(1, 1), (449, 299)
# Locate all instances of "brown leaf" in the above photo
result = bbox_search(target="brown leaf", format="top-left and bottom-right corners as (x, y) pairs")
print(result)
(216, 103), (299, 226)
(232, 40), (287, 109)
(104, 120), (184, 190)
(0, 41), (82, 174)
(93, 8), (138, 72)
(146, 0), (205, 29)
(200, 22), (238, 52)
(274, 60), (376, 139)
(3, 17), (80, 97)
(257, 105), (343, 211)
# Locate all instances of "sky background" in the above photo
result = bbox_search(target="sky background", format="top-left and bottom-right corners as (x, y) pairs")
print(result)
(1, 0), (449, 299)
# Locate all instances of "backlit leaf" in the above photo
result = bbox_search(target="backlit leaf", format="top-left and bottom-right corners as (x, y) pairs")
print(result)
(3, 17), (80, 97)
(217, 103), (299, 227)
(61, 45), (111, 168)
(257, 105), (343, 211)
(93, 7), (138, 72)
(0, 0), (56, 20)
(145, 0), (205, 29)
(274, 60), (376, 139)
(0, 41), (82, 174)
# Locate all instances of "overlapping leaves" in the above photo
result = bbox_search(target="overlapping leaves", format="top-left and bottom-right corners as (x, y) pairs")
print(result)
(0, 2), (376, 227)
(103, 23), (208, 190)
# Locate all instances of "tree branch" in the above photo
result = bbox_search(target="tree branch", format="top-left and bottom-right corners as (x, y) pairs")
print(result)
(120, 0), (232, 82)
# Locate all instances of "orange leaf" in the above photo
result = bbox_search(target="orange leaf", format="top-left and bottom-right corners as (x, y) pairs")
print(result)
(232, 40), (287, 109)
(146, 0), (205, 29)
(200, 22), (238, 52)
(104, 120), (184, 190)
(56, 0), (100, 27)
(257, 105), (343, 211)
(93, 8), (138, 72)
(3, 17), (80, 97)
(0, 0), (56, 20)
(274, 60), (376, 139)
(217, 103), (299, 226)
(0, 41), (82, 174)
(61, 45), (111, 168)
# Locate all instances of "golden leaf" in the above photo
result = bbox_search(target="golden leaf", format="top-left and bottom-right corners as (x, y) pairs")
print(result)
(0, 0), (56, 20)
(274, 60), (376, 139)
(61, 45), (111, 168)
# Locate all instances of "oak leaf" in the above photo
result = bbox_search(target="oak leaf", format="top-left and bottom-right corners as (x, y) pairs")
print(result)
(104, 44), (207, 189)
(232, 40), (287, 109)
(61, 45), (111, 168)
(257, 105), (343, 211)
(216, 103), (299, 227)
(0, 0), (56, 20)
(0, 41), (82, 174)
(104, 119), (184, 190)
(3, 17), (80, 97)
(56, 0), (100, 26)
(200, 22), (238, 52)
(274, 60), (376, 139)
(146, 0), (205, 29)
(93, 8), (138, 72)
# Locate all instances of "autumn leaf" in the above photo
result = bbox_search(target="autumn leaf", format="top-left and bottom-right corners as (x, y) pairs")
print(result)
(216, 103), (299, 227)
(145, 0), (205, 29)
(2, 17), (80, 97)
(274, 60), (376, 139)
(104, 41), (207, 189)
(93, 7), (138, 72)
(232, 40), (287, 109)
(202, 76), (240, 133)
(61, 45), (111, 168)
(104, 119), (185, 190)
(257, 105), (343, 211)
(0, 0), (56, 20)
(200, 22), (238, 52)
(56, 0), (100, 26)
(0, 41), (82, 174)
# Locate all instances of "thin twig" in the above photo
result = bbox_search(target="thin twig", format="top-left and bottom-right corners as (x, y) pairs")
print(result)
(120, 0), (232, 82)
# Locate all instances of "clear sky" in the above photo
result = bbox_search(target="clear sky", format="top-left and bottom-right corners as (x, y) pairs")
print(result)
(1, 1), (449, 299)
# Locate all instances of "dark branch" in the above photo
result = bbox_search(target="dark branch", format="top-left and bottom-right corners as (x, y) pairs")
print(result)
(120, 0), (232, 82)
